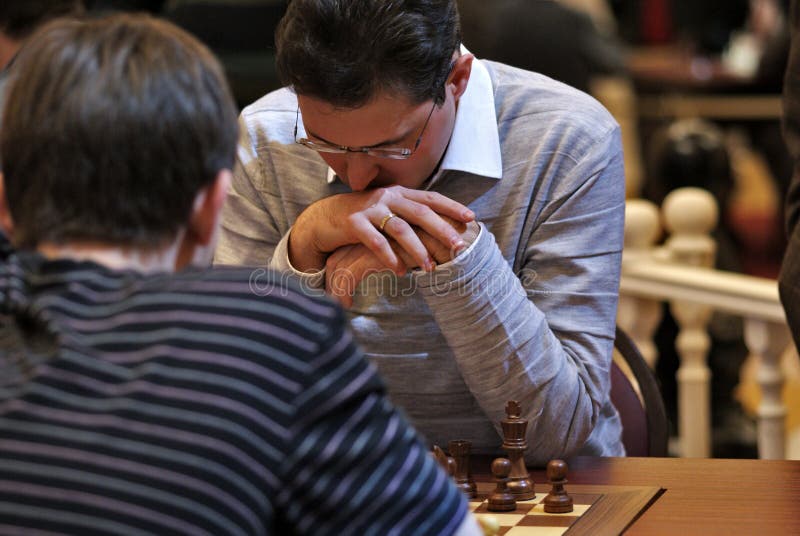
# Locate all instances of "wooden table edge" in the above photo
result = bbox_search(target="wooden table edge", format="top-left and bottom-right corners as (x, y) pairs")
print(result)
(566, 485), (664, 536)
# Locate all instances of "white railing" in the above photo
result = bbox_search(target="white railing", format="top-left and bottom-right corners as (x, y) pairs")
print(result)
(619, 187), (791, 459)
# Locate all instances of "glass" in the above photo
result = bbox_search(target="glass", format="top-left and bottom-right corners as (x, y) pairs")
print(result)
(293, 99), (438, 160)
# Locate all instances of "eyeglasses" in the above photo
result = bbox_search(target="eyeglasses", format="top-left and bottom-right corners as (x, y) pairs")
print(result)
(293, 99), (438, 160)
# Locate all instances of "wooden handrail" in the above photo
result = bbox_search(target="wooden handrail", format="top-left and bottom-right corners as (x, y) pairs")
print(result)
(621, 258), (785, 323)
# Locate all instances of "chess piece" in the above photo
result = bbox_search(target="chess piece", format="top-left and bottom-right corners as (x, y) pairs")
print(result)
(500, 400), (535, 500)
(448, 439), (477, 498)
(475, 514), (500, 536)
(543, 459), (573, 513)
(432, 445), (457, 477)
(487, 457), (517, 512)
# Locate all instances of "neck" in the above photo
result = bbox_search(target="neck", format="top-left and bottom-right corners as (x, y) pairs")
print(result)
(37, 240), (180, 274)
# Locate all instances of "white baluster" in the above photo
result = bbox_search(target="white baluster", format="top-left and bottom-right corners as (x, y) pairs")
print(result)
(619, 199), (663, 368)
(743, 319), (790, 459)
(671, 303), (713, 457)
(663, 188), (717, 458)
(663, 187), (718, 267)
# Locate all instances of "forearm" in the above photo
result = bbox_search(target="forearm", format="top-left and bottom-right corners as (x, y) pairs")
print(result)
(414, 225), (619, 465)
(216, 185), (327, 292)
(287, 203), (328, 272)
(269, 230), (326, 291)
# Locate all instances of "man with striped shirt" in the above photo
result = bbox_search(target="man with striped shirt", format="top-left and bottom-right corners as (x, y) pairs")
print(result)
(0, 14), (479, 535)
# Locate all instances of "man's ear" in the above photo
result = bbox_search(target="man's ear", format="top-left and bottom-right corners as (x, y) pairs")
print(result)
(188, 169), (231, 246)
(174, 170), (231, 270)
(448, 53), (474, 102)
(0, 173), (15, 240)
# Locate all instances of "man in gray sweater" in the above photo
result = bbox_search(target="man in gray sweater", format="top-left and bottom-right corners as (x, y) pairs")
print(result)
(215, 0), (626, 465)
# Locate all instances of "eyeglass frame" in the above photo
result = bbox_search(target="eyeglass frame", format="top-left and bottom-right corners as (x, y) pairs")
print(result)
(293, 99), (438, 160)
(292, 60), (455, 160)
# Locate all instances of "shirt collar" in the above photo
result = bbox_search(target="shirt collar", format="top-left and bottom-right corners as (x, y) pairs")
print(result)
(326, 48), (503, 185)
(437, 48), (503, 180)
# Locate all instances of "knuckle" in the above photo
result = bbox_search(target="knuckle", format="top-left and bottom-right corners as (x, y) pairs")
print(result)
(391, 221), (407, 234)
(345, 212), (360, 228)
(369, 234), (385, 249)
(375, 187), (395, 203)
(386, 184), (404, 194)
(421, 191), (439, 204)
(412, 204), (432, 219)
(325, 256), (337, 272)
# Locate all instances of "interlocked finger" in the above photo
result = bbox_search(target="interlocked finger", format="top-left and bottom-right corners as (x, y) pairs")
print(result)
(373, 211), (434, 271)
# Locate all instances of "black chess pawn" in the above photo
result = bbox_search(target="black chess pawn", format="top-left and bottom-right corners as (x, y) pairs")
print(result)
(431, 445), (456, 477)
(487, 457), (517, 512)
(449, 439), (477, 498)
(543, 459), (573, 513)
(446, 456), (457, 478)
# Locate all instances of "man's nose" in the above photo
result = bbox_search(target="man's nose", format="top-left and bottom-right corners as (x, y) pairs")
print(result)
(343, 153), (379, 191)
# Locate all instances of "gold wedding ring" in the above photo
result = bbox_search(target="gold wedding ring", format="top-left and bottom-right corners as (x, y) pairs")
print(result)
(379, 213), (397, 232)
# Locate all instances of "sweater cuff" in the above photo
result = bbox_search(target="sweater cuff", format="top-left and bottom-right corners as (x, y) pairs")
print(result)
(412, 222), (492, 294)
(270, 228), (326, 290)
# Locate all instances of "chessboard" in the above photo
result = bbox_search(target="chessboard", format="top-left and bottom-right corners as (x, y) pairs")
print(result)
(469, 481), (663, 536)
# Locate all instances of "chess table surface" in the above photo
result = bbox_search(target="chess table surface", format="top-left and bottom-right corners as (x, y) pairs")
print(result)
(472, 456), (800, 535)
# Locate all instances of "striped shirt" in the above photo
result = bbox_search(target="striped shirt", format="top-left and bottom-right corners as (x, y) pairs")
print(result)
(0, 249), (470, 535)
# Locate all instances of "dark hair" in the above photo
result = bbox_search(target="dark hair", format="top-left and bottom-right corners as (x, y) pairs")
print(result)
(0, 0), (84, 40)
(646, 118), (732, 206)
(0, 14), (238, 249)
(275, 0), (460, 108)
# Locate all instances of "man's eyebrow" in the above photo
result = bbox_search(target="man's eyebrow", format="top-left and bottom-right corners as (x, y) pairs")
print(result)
(305, 126), (414, 149)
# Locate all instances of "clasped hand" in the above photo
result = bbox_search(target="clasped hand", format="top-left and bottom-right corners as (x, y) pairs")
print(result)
(288, 185), (477, 307)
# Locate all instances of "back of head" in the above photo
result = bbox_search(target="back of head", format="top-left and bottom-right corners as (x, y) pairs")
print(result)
(0, 14), (238, 249)
(275, 0), (460, 107)
(0, 0), (85, 40)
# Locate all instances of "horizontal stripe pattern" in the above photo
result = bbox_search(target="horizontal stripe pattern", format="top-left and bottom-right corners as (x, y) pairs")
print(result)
(0, 250), (467, 535)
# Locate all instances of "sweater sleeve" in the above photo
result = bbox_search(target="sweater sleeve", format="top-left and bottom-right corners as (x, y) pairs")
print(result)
(215, 114), (283, 268)
(413, 126), (626, 465)
(215, 113), (327, 291)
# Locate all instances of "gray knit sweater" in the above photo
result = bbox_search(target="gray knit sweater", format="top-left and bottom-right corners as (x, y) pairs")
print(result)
(215, 58), (626, 466)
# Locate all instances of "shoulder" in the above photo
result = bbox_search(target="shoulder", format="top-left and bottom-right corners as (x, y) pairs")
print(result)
(236, 87), (327, 178)
(242, 86), (298, 117)
(142, 267), (344, 349)
(485, 60), (620, 158)
(238, 87), (299, 146)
